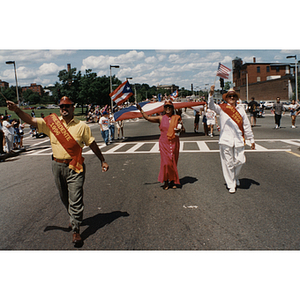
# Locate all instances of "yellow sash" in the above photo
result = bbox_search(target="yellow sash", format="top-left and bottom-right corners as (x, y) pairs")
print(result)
(44, 113), (84, 173)
(219, 103), (245, 142)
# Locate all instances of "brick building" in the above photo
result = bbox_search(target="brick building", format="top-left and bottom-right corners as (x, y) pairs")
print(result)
(157, 84), (179, 93)
(0, 80), (9, 89)
(232, 57), (295, 101)
(22, 83), (44, 96)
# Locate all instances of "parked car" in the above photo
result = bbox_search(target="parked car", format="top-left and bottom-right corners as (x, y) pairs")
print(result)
(47, 104), (60, 109)
(263, 101), (274, 109)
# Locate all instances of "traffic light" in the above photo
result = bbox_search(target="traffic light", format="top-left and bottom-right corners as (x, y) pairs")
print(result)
(220, 78), (224, 88)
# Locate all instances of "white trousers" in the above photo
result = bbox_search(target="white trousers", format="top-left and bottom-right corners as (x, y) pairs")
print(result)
(5, 134), (14, 153)
(219, 144), (245, 189)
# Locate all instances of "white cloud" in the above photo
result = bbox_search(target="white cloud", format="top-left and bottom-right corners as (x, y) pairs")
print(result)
(81, 50), (145, 72)
(0, 50), (75, 65)
(37, 63), (64, 76)
(168, 54), (180, 62)
(145, 56), (157, 64)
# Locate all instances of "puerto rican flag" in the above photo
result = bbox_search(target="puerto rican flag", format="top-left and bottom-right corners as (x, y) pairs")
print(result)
(216, 63), (231, 79)
(170, 90), (178, 100)
(109, 80), (134, 106)
(113, 100), (206, 121)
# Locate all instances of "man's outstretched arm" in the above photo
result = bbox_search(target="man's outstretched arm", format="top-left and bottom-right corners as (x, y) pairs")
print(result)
(6, 101), (38, 127)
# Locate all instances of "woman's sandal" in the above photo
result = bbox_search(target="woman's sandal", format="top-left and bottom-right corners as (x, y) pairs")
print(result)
(170, 181), (177, 189)
(163, 182), (169, 190)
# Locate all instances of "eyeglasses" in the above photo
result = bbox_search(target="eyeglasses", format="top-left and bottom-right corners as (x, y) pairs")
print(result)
(59, 104), (71, 109)
(164, 105), (173, 108)
(227, 95), (237, 99)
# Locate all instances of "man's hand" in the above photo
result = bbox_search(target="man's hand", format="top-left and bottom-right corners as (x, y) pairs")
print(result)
(6, 100), (18, 112)
(102, 161), (109, 172)
(210, 85), (215, 96)
(136, 103), (141, 111)
(251, 143), (255, 150)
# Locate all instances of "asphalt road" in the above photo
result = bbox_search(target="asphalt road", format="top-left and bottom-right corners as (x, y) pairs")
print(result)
(1, 109), (300, 251)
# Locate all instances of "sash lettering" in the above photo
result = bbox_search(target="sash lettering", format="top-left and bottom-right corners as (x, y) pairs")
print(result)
(44, 113), (84, 173)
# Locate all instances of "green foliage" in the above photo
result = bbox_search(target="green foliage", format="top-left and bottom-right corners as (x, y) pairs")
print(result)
(224, 81), (231, 91)
(22, 89), (41, 105)
(0, 86), (17, 106)
(1, 66), (198, 109)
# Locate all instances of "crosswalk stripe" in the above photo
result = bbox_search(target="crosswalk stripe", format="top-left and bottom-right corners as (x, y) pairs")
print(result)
(22, 139), (295, 156)
(196, 141), (210, 151)
(281, 139), (300, 147)
(150, 143), (160, 152)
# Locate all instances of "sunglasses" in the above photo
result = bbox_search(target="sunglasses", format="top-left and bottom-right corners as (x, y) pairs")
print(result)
(164, 105), (173, 108)
(59, 104), (71, 109)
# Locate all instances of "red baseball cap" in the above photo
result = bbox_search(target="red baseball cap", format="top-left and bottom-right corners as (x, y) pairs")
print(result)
(59, 96), (74, 105)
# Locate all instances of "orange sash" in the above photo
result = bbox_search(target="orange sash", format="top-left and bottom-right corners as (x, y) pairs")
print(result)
(167, 115), (181, 140)
(44, 113), (84, 173)
(219, 103), (245, 142)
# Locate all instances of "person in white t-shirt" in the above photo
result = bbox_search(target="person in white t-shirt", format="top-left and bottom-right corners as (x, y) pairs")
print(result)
(208, 85), (255, 194)
(206, 108), (216, 137)
(99, 111), (110, 145)
(2, 115), (16, 153)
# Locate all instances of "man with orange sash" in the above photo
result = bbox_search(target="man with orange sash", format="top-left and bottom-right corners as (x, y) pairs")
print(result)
(208, 85), (255, 194)
(7, 96), (109, 246)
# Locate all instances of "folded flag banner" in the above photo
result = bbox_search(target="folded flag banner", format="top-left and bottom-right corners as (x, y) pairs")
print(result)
(113, 100), (206, 121)
(170, 90), (178, 100)
(216, 63), (231, 79)
(109, 80), (133, 106)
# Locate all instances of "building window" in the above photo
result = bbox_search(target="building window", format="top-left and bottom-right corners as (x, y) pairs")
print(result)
(257, 66), (260, 73)
(257, 77), (261, 82)
(276, 66), (279, 72)
(286, 66), (289, 74)
(266, 66), (270, 72)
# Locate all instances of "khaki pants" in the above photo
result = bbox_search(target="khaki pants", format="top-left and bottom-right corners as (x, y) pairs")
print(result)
(219, 144), (245, 190)
(52, 160), (85, 232)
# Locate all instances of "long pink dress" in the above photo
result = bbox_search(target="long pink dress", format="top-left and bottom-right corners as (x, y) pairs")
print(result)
(158, 114), (180, 184)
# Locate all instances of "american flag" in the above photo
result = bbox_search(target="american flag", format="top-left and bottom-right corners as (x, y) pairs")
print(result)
(216, 63), (231, 79)
(109, 80), (133, 106)
(170, 90), (178, 100)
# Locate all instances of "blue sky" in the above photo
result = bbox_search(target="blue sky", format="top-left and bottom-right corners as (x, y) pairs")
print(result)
(1, 49), (299, 91)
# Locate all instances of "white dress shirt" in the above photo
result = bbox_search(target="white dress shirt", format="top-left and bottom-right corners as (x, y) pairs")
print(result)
(208, 95), (254, 147)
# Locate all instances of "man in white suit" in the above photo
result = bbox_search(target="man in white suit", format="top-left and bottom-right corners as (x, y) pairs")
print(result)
(208, 85), (255, 194)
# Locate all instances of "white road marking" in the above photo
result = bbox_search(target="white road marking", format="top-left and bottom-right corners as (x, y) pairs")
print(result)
(21, 139), (296, 156)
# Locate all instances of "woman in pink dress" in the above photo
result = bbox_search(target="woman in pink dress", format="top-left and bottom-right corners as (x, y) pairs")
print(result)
(137, 100), (184, 190)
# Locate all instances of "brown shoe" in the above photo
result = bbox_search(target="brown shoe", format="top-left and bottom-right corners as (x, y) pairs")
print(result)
(72, 232), (82, 245)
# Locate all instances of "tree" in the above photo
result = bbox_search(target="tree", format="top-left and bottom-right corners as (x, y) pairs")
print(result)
(22, 89), (41, 105)
(0, 86), (16, 106)
(56, 67), (82, 102)
(224, 81), (231, 91)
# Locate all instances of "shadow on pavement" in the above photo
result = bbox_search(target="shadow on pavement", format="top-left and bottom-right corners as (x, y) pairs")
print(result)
(238, 178), (260, 189)
(80, 211), (130, 241)
(180, 176), (198, 187)
(44, 211), (129, 248)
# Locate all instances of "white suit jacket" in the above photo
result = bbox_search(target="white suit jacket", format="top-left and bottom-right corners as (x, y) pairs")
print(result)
(208, 95), (255, 147)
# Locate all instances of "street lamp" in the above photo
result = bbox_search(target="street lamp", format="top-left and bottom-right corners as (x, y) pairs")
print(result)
(287, 55), (298, 101)
(110, 65), (119, 109)
(6, 61), (20, 106)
